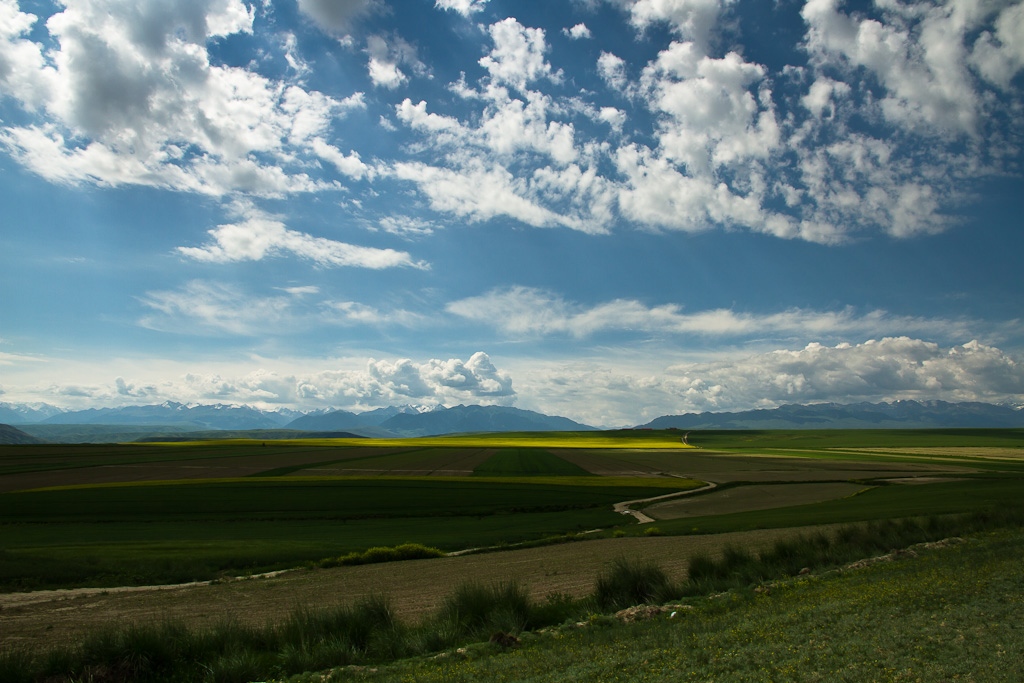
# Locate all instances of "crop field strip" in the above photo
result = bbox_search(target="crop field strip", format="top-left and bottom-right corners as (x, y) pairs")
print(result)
(1, 430), (1021, 600)
(0, 525), (842, 652)
(643, 482), (869, 519)
(289, 447), (499, 477)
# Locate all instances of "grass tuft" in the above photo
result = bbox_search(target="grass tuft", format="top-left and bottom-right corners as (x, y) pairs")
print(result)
(434, 581), (534, 642)
(594, 557), (675, 611)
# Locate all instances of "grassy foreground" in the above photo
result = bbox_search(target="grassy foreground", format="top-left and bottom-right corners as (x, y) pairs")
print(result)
(294, 526), (1024, 683)
(4, 511), (1021, 682)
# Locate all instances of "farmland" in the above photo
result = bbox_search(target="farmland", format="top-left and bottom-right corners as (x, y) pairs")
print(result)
(1, 428), (1022, 679)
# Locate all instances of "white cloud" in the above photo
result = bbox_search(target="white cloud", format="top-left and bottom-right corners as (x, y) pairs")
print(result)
(598, 106), (627, 132)
(801, 0), (1001, 135)
(801, 76), (851, 119)
(446, 286), (984, 340)
(139, 281), (300, 336)
(0, 0), (365, 197)
(0, 1), (58, 110)
(659, 338), (1024, 411)
(312, 138), (372, 180)
(563, 23), (592, 40)
(505, 338), (1024, 425)
(390, 160), (570, 229)
(628, 0), (729, 47)
(971, 2), (1024, 89)
(435, 0), (489, 17)
(371, 352), (514, 402)
(328, 301), (425, 327)
(365, 33), (428, 90)
(178, 214), (423, 269)
(479, 18), (561, 91)
(138, 279), (427, 337)
(377, 215), (438, 237)
(641, 42), (779, 172)
(613, 143), (794, 238)
(597, 52), (630, 93)
(3, 340), (1022, 424)
(279, 285), (320, 296)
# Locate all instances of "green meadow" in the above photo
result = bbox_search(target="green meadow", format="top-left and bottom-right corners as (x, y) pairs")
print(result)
(1, 429), (1021, 592)
(1, 429), (1023, 681)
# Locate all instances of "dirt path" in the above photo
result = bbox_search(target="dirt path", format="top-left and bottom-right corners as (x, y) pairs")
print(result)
(613, 482), (718, 524)
(1, 525), (838, 651)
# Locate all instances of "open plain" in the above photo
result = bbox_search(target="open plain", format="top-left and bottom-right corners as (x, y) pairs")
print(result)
(1, 429), (1022, 680)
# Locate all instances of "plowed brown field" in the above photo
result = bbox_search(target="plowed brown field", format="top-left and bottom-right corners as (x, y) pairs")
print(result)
(1, 526), (837, 651)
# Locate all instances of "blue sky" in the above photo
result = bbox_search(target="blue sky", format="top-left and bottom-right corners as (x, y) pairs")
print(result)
(1, 0), (1022, 426)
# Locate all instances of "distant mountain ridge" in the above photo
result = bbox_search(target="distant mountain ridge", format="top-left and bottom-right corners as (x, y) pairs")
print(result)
(638, 400), (1024, 430)
(0, 424), (44, 445)
(284, 404), (592, 437)
(371, 404), (595, 437)
(0, 402), (66, 424)
(4, 402), (594, 441)
(36, 401), (299, 430)
(4, 399), (1024, 443)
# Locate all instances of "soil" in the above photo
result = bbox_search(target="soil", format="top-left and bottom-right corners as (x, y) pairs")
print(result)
(0, 525), (836, 651)
(644, 482), (866, 519)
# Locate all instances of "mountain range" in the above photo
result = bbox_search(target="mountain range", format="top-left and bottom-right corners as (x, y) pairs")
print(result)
(2, 399), (1022, 443)
(3, 402), (594, 441)
(637, 400), (1024, 430)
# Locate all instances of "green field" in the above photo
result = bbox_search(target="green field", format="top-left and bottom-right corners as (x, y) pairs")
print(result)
(1, 429), (1022, 594)
(2, 429), (1024, 683)
(473, 448), (594, 476)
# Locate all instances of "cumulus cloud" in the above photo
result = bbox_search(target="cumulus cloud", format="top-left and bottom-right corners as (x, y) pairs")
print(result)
(479, 18), (561, 91)
(4, 340), (1022, 424)
(381, 1), (1021, 244)
(0, 0), (365, 196)
(627, 0), (730, 46)
(508, 339), (1024, 425)
(435, 0), (489, 17)
(659, 338), (1024, 411)
(971, 3), (1024, 89)
(801, 0), (987, 135)
(597, 51), (630, 93)
(2, 0), (1021, 254)
(365, 33), (428, 90)
(178, 214), (423, 269)
(369, 352), (514, 402)
(563, 23), (592, 40)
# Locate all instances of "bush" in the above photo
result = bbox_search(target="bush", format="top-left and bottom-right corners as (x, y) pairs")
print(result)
(434, 581), (534, 641)
(595, 557), (675, 611)
(321, 543), (446, 568)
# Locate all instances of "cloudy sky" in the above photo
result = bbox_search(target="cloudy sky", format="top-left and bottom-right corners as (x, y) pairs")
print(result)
(1, 0), (1022, 426)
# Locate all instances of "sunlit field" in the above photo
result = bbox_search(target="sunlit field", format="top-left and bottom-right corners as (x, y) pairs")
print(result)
(1, 429), (1022, 682)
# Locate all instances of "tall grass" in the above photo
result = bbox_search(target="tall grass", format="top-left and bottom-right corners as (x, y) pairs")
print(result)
(683, 507), (1024, 596)
(433, 581), (534, 642)
(594, 557), (675, 611)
